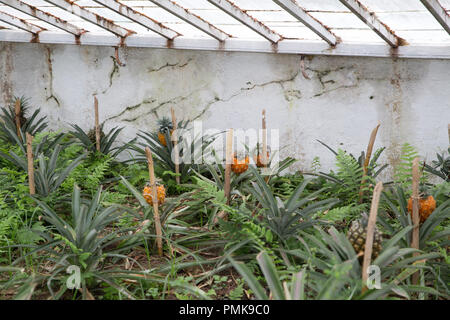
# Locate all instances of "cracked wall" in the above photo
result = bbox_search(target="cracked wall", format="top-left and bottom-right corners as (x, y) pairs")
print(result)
(0, 42), (449, 176)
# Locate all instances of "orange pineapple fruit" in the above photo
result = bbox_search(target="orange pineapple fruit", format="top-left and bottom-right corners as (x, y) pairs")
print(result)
(254, 151), (270, 168)
(143, 183), (166, 205)
(407, 194), (436, 224)
(157, 117), (173, 147)
(231, 153), (249, 174)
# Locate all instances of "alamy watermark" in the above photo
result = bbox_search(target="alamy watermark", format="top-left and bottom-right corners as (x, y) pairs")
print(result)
(66, 265), (81, 290)
(167, 121), (280, 174)
(366, 265), (381, 289)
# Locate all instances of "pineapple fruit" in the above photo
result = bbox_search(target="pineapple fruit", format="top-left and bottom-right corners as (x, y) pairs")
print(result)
(407, 186), (436, 223)
(87, 127), (105, 145)
(347, 213), (382, 260)
(157, 117), (174, 147)
(231, 152), (249, 174)
(253, 143), (271, 167)
(143, 183), (166, 205)
(254, 152), (270, 168)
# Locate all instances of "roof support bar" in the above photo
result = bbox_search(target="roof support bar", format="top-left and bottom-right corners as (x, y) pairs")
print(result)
(148, 0), (229, 41)
(338, 0), (403, 47)
(273, 0), (337, 46)
(0, 0), (84, 35)
(207, 0), (282, 43)
(46, 0), (133, 37)
(420, 0), (450, 35)
(92, 0), (179, 39)
(0, 9), (44, 33)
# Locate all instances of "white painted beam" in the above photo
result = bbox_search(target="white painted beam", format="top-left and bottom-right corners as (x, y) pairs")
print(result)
(46, 0), (133, 37)
(207, 0), (282, 43)
(1, 29), (449, 60)
(0, 9), (44, 33)
(0, 0), (85, 35)
(273, 0), (337, 46)
(92, 0), (179, 39)
(420, 0), (450, 35)
(147, 0), (229, 41)
(338, 0), (404, 47)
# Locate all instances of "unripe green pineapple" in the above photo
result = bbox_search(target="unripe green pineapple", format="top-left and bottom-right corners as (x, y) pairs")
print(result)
(347, 213), (382, 260)
(87, 127), (105, 145)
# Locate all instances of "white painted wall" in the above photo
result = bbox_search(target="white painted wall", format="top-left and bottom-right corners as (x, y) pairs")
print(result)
(1, 42), (449, 177)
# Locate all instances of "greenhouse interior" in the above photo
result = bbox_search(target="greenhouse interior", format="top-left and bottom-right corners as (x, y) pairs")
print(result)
(0, 0), (449, 303)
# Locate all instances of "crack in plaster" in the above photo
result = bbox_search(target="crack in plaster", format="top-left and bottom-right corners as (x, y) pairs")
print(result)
(45, 47), (60, 107)
(104, 59), (358, 125)
(147, 58), (193, 73)
(105, 90), (200, 123)
(194, 68), (303, 119)
(102, 55), (121, 94)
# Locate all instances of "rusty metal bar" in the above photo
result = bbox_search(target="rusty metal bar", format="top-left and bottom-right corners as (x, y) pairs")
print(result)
(273, 0), (338, 46)
(148, 0), (229, 41)
(92, 0), (179, 39)
(207, 0), (282, 43)
(46, 0), (134, 37)
(0, 9), (44, 33)
(420, 0), (450, 35)
(0, 0), (84, 35)
(338, 0), (404, 47)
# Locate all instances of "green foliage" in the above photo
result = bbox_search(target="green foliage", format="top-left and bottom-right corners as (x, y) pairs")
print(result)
(247, 166), (338, 243)
(394, 143), (426, 188)
(321, 149), (372, 205)
(319, 203), (368, 223)
(1, 116), (448, 301)
(229, 251), (306, 300)
(62, 154), (112, 195)
(0, 96), (48, 145)
(283, 226), (446, 299)
(70, 124), (133, 159)
(7, 185), (142, 299)
(424, 147), (449, 181)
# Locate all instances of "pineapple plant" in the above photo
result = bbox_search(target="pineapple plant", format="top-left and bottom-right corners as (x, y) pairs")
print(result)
(347, 213), (382, 260)
(407, 185), (436, 224)
(143, 182), (166, 205)
(231, 152), (249, 174)
(157, 117), (173, 147)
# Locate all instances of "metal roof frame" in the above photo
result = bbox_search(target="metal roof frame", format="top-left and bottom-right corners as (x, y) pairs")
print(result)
(273, 0), (338, 46)
(93, 0), (179, 39)
(147, 0), (230, 41)
(0, 9), (44, 33)
(207, 0), (282, 43)
(0, 0), (85, 35)
(46, 0), (133, 37)
(338, 0), (404, 47)
(0, 0), (448, 59)
(420, 0), (450, 35)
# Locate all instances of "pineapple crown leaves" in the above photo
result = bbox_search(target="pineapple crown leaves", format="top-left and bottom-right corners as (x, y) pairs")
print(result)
(157, 117), (173, 133)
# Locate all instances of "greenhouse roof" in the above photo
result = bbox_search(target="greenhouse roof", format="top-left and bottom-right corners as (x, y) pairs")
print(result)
(0, 0), (449, 59)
